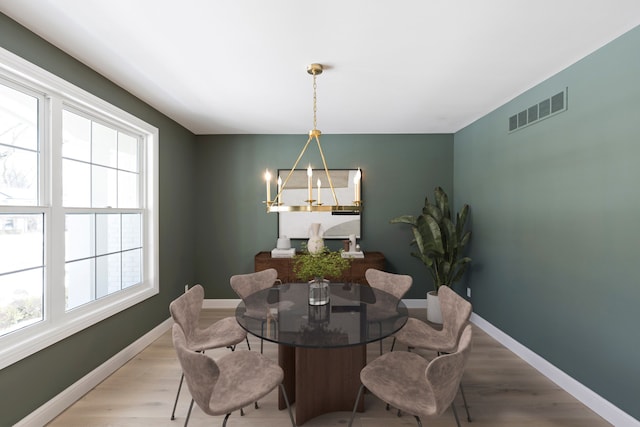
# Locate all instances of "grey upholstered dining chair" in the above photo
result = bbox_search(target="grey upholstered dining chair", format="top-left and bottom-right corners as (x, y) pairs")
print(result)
(349, 323), (473, 427)
(169, 284), (249, 425)
(172, 324), (296, 427)
(364, 268), (413, 354)
(230, 268), (279, 353)
(391, 285), (473, 421)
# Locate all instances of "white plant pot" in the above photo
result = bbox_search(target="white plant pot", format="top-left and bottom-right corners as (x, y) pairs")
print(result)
(426, 291), (442, 324)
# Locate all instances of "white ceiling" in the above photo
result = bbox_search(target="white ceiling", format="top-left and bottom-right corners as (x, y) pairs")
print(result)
(1, 1), (639, 135)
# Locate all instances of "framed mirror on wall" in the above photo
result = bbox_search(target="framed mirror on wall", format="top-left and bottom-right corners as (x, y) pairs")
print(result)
(277, 168), (361, 239)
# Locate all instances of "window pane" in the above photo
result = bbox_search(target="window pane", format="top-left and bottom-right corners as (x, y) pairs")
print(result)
(92, 122), (117, 168)
(96, 253), (121, 298)
(65, 214), (94, 261)
(0, 268), (43, 336)
(66, 258), (94, 310)
(91, 165), (117, 208)
(122, 213), (141, 250)
(118, 171), (139, 208)
(96, 214), (120, 255)
(0, 83), (38, 151)
(62, 110), (90, 162)
(0, 214), (43, 274)
(118, 133), (138, 172)
(63, 159), (90, 207)
(0, 147), (38, 206)
(122, 249), (141, 288)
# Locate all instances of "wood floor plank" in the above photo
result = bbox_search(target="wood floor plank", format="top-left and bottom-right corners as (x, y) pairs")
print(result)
(47, 308), (611, 426)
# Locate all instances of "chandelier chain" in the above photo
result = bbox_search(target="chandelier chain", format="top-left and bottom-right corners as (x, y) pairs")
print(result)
(312, 72), (318, 131)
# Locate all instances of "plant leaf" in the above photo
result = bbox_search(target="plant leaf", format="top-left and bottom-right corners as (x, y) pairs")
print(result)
(389, 215), (417, 226)
(416, 214), (444, 256)
(434, 187), (451, 219)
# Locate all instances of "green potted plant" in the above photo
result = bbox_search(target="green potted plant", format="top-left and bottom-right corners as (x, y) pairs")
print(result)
(293, 246), (352, 282)
(293, 246), (352, 306)
(390, 186), (471, 323)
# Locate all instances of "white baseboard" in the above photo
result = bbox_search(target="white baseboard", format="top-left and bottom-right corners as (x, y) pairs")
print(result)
(202, 298), (240, 309)
(16, 317), (174, 427)
(470, 313), (639, 427)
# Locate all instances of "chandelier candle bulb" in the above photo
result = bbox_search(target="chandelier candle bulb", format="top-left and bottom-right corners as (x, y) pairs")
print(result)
(277, 176), (282, 205)
(265, 169), (272, 202)
(307, 165), (313, 202)
(317, 178), (322, 204)
(354, 168), (361, 203)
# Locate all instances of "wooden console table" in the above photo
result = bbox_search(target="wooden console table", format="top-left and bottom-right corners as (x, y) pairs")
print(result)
(254, 251), (385, 285)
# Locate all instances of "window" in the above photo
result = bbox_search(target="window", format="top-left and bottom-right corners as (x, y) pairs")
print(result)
(0, 46), (158, 369)
(0, 80), (43, 336)
(62, 110), (143, 310)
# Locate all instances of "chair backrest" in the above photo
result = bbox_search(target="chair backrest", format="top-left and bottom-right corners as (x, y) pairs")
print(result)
(425, 323), (473, 415)
(169, 284), (205, 342)
(171, 324), (219, 416)
(439, 285), (472, 344)
(230, 268), (278, 299)
(365, 268), (413, 299)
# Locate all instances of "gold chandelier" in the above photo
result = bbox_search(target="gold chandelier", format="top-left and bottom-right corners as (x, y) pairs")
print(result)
(263, 63), (362, 213)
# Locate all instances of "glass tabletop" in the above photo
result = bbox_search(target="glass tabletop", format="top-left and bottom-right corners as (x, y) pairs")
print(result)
(235, 282), (408, 349)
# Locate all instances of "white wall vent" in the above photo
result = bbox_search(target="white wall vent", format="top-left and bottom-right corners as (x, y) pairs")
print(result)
(509, 88), (568, 132)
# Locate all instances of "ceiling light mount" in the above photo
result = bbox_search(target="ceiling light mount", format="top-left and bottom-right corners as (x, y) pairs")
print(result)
(306, 63), (323, 76)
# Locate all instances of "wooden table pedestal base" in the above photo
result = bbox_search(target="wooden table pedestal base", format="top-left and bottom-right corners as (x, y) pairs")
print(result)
(278, 344), (366, 425)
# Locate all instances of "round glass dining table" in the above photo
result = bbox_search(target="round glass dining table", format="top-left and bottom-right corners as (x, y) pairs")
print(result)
(235, 282), (408, 425)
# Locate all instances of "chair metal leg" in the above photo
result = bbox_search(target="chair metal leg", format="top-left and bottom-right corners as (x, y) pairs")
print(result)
(413, 415), (423, 427)
(459, 382), (472, 421)
(183, 399), (194, 427)
(245, 336), (251, 350)
(451, 401), (461, 427)
(390, 337), (397, 352)
(170, 373), (184, 420)
(222, 413), (232, 427)
(348, 384), (365, 427)
(278, 383), (296, 426)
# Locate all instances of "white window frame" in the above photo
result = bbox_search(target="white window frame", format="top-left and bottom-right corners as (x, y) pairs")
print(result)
(0, 46), (159, 370)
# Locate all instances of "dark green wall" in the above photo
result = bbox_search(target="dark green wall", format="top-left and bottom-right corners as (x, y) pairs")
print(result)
(194, 134), (454, 299)
(0, 13), (197, 425)
(454, 25), (640, 419)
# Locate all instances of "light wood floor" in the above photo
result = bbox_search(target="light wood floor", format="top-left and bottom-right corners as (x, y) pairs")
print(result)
(47, 309), (611, 427)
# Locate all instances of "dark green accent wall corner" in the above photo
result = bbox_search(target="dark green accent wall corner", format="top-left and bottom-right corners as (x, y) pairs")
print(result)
(194, 134), (454, 299)
(0, 13), (197, 425)
(454, 25), (640, 420)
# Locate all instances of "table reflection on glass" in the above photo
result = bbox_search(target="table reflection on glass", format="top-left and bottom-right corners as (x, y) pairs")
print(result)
(235, 282), (408, 425)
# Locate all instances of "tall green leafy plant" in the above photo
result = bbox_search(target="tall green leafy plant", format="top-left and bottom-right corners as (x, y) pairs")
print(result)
(390, 186), (471, 292)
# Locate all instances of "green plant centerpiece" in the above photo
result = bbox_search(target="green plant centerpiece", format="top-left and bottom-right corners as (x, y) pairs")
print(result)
(294, 245), (352, 306)
(293, 245), (352, 282)
(390, 186), (471, 295)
